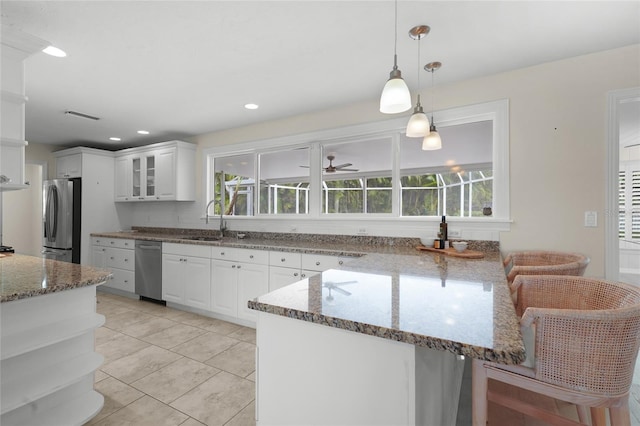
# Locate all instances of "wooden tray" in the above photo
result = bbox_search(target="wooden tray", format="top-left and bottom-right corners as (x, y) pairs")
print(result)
(416, 245), (484, 259)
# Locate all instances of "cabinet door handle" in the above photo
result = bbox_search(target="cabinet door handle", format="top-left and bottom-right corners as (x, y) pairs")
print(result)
(124, 258), (129, 262)
(232, 264), (236, 268)
(249, 255), (254, 259)
(281, 258), (286, 262)
(220, 252), (225, 256)
(237, 265), (241, 269)
(316, 261), (320, 266)
(339, 260), (343, 265)
(110, 256), (114, 260)
(301, 273), (306, 278)
(294, 272), (298, 277)
(124, 280), (128, 283)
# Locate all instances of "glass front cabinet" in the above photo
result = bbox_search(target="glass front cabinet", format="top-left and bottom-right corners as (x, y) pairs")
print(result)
(114, 140), (195, 202)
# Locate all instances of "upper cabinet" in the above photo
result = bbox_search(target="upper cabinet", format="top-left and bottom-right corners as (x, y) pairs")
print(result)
(114, 140), (196, 202)
(1, 28), (48, 191)
(55, 153), (82, 178)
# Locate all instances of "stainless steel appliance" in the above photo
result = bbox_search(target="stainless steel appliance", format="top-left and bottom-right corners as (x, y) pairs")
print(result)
(135, 240), (163, 302)
(42, 178), (81, 263)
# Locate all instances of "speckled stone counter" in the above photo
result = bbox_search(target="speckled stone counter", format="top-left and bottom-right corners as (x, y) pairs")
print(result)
(91, 226), (523, 364)
(0, 254), (111, 302)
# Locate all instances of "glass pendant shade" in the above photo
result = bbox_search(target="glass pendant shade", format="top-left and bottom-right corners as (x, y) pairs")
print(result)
(405, 95), (430, 137)
(422, 124), (442, 150)
(380, 57), (412, 114)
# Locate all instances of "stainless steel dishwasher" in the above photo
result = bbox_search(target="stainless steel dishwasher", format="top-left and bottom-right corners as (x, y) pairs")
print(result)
(135, 240), (164, 303)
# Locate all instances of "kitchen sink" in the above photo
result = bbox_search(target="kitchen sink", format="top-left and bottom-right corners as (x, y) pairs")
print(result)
(182, 236), (222, 242)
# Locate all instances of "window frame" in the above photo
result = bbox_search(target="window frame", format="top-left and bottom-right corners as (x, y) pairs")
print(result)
(203, 99), (510, 237)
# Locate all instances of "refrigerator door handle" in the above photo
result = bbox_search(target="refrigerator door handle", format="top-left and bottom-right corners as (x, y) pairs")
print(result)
(50, 185), (58, 240)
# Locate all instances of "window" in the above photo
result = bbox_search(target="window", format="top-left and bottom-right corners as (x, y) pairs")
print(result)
(259, 148), (310, 215)
(322, 138), (392, 214)
(204, 99), (510, 230)
(212, 153), (255, 216)
(399, 121), (493, 217)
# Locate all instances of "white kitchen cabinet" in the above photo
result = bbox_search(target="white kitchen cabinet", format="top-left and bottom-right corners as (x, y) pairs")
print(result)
(114, 140), (195, 202)
(54, 147), (120, 266)
(92, 237), (135, 293)
(162, 243), (211, 310)
(114, 155), (131, 201)
(55, 153), (82, 178)
(211, 247), (269, 321)
(211, 259), (238, 317)
(269, 252), (354, 292)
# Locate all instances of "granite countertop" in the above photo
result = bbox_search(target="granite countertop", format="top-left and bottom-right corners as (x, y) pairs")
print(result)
(92, 227), (524, 364)
(0, 254), (112, 302)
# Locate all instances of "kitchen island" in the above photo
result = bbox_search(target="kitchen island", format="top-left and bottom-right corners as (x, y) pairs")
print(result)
(0, 254), (111, 425)
(249, 251), (525, 426)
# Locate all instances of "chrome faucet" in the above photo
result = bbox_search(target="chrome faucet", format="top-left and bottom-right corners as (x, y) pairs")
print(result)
(205, 199), (227, 237)
(204, 199), (217, 224)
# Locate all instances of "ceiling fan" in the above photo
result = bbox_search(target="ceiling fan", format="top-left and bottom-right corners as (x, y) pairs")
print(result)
(301, 155), (359, 173)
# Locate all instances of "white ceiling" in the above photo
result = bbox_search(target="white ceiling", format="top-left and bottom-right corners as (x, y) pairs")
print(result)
(1, 1), (639, 151)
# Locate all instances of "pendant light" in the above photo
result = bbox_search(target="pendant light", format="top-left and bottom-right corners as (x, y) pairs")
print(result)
(405, 25), (430, 137)
(422, 61), (442, 150)
(379, 0), (411, 114)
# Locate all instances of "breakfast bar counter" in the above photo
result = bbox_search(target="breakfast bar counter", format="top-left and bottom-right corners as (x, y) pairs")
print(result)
(0, 254), (111, 425)
(248, 250), (524, 426)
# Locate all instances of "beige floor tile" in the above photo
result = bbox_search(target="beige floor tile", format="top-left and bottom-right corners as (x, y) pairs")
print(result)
(104, 309), (156, 332)
(170, 371), (255, 426)
(200, 318), (243, 336)
(96, 331), (151, 364)
(141, 323), (207, 349)
(172, 332), (240, 362)
(228, 326), (256, 344)
(131, 357), (221, 404)
(95, 326), (122, 347)
(225, 401), (256, 426)
(97, 301), (131, 317)
(205, 341), (255, 378)
(87, 376), (144, 424)
(94, 369), (110, 383)
(179, 418), (207, 426)
(245, 371), (256, 382)
(92, 395), (189, 426)
(119, 316), (177, 338)
(101, 345), (183, 384)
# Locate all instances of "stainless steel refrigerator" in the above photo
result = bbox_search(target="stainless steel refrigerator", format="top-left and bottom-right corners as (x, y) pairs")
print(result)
(42, 178), (81, 263)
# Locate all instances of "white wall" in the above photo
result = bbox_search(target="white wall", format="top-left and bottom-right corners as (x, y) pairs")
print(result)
(28, 45), (635, 278)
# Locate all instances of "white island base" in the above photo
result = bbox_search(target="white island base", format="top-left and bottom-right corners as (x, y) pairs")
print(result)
(256, 312), (465, 426)
(1, 285), (105, 426)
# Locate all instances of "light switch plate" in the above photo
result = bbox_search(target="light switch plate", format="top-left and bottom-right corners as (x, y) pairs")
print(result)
(584, 211), (597, 227)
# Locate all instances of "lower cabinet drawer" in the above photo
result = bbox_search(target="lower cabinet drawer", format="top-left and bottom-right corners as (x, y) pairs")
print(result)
(105, 247), (134, 271)
(105, 268), (135, 293)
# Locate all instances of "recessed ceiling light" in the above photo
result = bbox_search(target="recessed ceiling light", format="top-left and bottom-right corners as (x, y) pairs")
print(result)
(109, 137), (121, 141)
(42, 45), (67, 57)
(137, 130), (150, 135)
(244, 103), (259, 110)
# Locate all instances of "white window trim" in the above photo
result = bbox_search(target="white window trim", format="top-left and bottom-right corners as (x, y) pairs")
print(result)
(202, 99), (511, 241)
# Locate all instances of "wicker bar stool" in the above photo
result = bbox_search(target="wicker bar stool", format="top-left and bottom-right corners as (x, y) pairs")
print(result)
(503, 251), (590, 302)
(472, 275), (640, 426)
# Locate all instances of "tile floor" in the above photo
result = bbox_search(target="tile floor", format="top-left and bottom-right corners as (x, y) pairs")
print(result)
(88, 291), (256, 426)
(90, 290), (640, 426)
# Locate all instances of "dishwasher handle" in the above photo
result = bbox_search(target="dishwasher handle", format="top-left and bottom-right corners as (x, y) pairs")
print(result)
(137, 244), (161, 250)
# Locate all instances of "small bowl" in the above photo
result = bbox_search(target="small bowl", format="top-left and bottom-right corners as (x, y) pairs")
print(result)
(419, 237), (433, 247)
(451, 241), (468, 252)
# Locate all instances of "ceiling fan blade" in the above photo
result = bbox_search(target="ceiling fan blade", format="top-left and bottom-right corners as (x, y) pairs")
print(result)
(337, 168), (359, 172)
(333, 163), (352, 169)
(299, 165), (310, 168)
(624, 143), (640, 148)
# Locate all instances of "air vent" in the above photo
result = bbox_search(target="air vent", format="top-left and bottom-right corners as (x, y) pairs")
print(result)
(64, 110), (100, 121)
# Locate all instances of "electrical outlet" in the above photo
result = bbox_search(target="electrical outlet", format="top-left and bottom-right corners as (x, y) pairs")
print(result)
(448, 229), (461, 238)
(357, 228), (367, 235)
